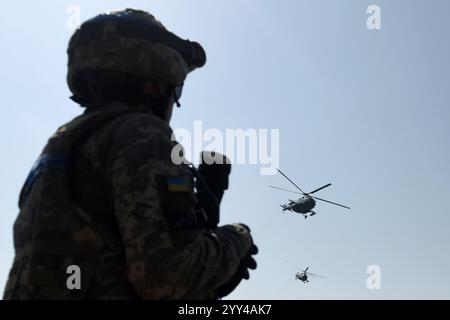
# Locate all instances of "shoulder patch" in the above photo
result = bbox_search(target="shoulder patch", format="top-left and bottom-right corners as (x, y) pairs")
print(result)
(166, 177), (190, 192)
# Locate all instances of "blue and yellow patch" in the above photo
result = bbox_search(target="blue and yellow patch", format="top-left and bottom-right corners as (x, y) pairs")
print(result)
(166, 177), (190, 192)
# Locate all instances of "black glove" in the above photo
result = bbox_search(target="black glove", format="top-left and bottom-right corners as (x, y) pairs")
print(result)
(215, 243), (258, 299)
(197, 151), (231, 203)
(195, 152), (231, 228)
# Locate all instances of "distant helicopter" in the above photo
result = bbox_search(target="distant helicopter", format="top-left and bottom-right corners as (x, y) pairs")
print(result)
(270, 169), (350, 218)
(295, 267), (326, 283)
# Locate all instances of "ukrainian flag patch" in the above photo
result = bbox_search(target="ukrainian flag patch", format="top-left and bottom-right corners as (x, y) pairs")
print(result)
(167, 177), (190, 192)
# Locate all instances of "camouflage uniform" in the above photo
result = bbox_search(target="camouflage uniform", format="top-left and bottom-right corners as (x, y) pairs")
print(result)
(3, 104), (252, 299)
(3, 8), (254, 299)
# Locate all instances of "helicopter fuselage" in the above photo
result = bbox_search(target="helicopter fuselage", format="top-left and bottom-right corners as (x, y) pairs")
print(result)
(273, 168), (350, 217)
(295, 272), (308, 282)
(283, 196), (316, 214)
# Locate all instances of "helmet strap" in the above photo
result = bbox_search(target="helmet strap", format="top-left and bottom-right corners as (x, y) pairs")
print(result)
(143, 86), (174, 121)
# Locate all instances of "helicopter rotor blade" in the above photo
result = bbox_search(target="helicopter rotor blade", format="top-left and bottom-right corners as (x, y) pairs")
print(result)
(308, 183), (332, 195)
(311, 196), (351, 210)
(307, 272), (326, 279)
(277, 169), (306, 195)
(269, 186), (303, 195)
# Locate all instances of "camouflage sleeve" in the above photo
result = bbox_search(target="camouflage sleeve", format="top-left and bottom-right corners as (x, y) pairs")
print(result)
(106, 113), (252, 299)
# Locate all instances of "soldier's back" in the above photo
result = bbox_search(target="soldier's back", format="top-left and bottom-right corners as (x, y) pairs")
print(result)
(3, 104), (170, 299)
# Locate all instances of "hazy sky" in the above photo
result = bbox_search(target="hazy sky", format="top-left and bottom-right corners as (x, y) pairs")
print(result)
(1, 0), (449, 299)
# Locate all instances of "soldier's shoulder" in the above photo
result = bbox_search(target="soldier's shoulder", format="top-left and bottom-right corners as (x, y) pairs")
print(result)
(74, 106), (176, 166)
(111, 109), (172, 136)
(90, 107), (174, 145)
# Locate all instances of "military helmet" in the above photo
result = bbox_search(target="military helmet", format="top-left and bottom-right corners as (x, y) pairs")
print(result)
(67, 8), (206, 99)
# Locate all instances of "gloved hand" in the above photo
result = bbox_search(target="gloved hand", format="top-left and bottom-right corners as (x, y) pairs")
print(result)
(197, 151), (231, 203)
(215, 226), (258, 299)
(196, 151), (232, 228)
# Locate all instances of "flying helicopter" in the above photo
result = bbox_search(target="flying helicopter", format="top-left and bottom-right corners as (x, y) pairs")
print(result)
(295, 267), (326, 283)
(270, 169), (350, 218)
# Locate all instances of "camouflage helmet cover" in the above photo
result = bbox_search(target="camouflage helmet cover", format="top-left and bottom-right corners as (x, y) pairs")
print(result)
(67, 8), (206, 97)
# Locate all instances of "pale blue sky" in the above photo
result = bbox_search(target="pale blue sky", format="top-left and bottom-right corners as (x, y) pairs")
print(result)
(1, 0), (449, 299)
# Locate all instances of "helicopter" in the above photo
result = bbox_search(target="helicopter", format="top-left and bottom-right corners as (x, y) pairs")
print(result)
(270, 169), (350, 218)
(295, 267), (326, 283)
